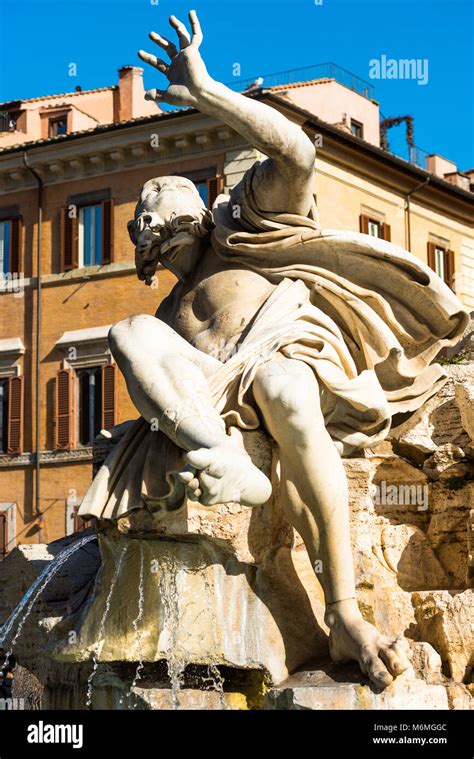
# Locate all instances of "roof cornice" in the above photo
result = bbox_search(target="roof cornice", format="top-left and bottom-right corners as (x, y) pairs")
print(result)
(0, 110), (241, 194)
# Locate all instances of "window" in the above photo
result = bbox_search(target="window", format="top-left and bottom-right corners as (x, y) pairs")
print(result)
(182, 172), (223, 210)
(0, 503), (16, 559)
(0, 376), (22, 454)
(49, 117), (67, 137)
(60, 198), (113, 272)
(66, 498), (91, 535)
(0, 217), (22, 275)
(0, 220), (10, 273)
(350, 119), (364, 139)
(427, 242), (455, 290)
(76, 366), (103, 446)
(195, 181), (209, 206)
(0, 512), (6, 559)
(0, 378), (9, 453)
(78, 204), (102, 267)
(73, 505), (91, 533)
(368, 220), (381, 238)
(359, 214), (391, 241)
(55, 363), (116, 450)
(0, 112), (16, 131)
(434, 246), (445, 281)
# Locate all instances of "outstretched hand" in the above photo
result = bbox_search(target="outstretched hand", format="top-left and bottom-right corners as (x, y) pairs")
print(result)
(138, 10), (211, 107)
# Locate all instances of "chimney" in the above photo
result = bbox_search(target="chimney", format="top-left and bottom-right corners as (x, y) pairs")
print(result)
(118, 66), (147, 121)
(425, 154), (457, 179)
(443, 171), (471, 192)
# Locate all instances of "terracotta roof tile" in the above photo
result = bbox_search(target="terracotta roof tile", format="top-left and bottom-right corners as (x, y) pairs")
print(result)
(0, 108), (187, 153)
(0, 86), (117, 109)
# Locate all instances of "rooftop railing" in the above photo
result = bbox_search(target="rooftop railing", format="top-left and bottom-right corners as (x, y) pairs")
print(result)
(226, 62), (375, 100)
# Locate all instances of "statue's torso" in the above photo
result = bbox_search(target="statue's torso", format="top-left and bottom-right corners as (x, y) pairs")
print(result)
(161, 244), (276, 360)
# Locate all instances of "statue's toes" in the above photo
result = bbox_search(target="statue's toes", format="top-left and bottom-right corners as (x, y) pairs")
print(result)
(177, 470), (195, 484)
(187, 487), (201, 501)
(198, 473), (221, 504)
(361, 651), (393, 688)
(390, 637), (411, 673)
(379, 645), (406, 677)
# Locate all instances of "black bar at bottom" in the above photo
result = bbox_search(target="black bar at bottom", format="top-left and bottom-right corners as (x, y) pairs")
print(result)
(0, 709), (471, 757)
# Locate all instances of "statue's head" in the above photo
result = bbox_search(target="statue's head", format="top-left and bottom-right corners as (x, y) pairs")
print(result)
(128, 176), (214, 284)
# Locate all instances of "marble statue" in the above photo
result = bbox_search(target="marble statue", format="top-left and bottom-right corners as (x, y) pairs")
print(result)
(79, 11), (469, 689)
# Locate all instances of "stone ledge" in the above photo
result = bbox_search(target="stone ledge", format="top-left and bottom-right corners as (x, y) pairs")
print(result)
(265, 661), (449, 710)
(0, 447), (93, 468)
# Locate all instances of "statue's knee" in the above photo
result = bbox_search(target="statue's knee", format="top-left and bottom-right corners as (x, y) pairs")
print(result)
(108, 320), (128, 362)
(255, 361), (324, 432)
(108, 315), (152, 358)
(109, 315), (173, 366)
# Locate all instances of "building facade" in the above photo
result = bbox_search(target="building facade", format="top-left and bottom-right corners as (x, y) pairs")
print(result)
(0, 67), (472, 554)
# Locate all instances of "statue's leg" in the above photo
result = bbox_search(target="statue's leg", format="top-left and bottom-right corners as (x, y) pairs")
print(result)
(253, 355), (411, 688)
(108, 314), (271, 506)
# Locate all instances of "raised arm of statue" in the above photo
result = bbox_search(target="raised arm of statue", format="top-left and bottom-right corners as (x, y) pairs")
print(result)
(138, 10), (316, 216)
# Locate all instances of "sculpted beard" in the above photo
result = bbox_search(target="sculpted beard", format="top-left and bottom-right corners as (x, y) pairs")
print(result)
(129, 208), (214, 285)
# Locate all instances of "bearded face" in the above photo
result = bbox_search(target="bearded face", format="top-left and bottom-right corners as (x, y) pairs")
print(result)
(128, 176), (214, 284)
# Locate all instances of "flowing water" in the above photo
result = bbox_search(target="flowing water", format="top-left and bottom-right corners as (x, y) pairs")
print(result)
(158, 553), (187, 710)
(86, 544), (128, 708)
(1, 532), (229, 711)
(0, 533), (98, 662)
(203, 565), (226, 709)
(127, 541), (145, 708)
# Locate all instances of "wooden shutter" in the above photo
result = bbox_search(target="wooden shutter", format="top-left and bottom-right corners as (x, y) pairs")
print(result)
(446, 249), (455, 291)
(101, 199), (114, 265)
(381, 223), (391, 242)
(206, 176), (224, 209)
(359, 214), (369, 234)
(0, 513), (6, 559)
(60, 206), (78, 272)
(101, 363), (116, 430)
(7, 376), (23, 454)
(55, 368), (76, 450)
(9, 217), (22, 276)
(427, 242), (436, 271)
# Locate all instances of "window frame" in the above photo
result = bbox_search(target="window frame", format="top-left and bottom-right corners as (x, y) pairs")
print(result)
(48, 116), (68, 138)
(0, 503), (16, 559)
(54, 327), (116, 451)
(66, 498), (91, 535)
(367, 219), (381, 238)
(0, 377), (9, 453)
(350, 119), (364, 139)
(0, 219), (11, 274)
(61, 192), (113, 273)
(179, 168), (223, 209)
(75, 365), (103, 447)
(77, 203), (103, 268)
(359, 212), (390, 242)
(427, 240), (455, 291)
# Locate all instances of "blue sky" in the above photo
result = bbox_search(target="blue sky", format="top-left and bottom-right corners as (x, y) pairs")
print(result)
(0, 0), (472, 169)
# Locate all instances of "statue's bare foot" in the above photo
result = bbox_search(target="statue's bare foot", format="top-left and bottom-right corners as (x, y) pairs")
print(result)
(326, 602), (411, 689)
(177, 442), (272, 506)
